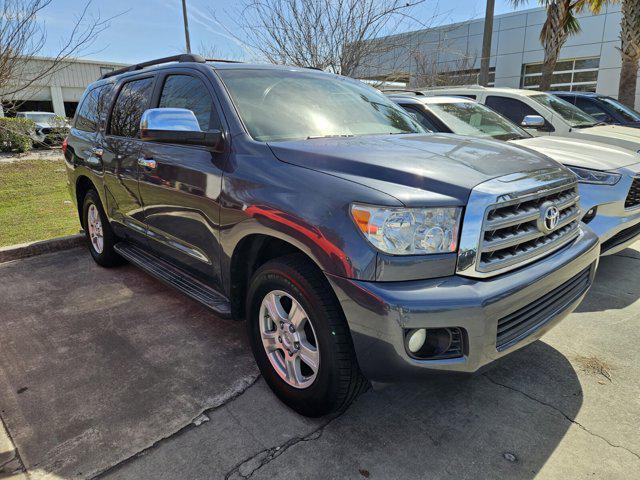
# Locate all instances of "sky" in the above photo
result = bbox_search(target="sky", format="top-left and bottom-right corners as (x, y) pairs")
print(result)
(39, 0), (537, 64)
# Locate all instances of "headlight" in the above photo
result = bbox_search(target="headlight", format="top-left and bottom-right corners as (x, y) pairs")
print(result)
(567, 166), (621, 185)
(351, 204), (461, 255)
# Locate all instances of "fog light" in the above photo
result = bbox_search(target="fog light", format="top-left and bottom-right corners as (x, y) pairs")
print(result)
(583, 207), (597, 224)
(407, 328), (427, 353)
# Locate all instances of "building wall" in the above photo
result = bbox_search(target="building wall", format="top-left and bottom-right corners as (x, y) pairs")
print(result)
(1, 57), (126, 117)
(363, 4), (640, 109)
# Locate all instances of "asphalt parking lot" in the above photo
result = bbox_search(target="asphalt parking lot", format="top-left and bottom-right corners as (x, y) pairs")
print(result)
(1, 244), (639, 480)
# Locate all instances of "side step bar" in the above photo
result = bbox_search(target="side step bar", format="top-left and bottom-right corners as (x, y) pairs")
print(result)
(114, 242), (232, 318)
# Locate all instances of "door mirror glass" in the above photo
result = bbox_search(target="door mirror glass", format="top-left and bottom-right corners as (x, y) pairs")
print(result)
(139, 108), (223, 151)
(521, 114), (546, 129)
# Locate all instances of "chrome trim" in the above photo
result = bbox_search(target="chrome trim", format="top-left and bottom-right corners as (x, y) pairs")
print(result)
(456, 167), (580, 278)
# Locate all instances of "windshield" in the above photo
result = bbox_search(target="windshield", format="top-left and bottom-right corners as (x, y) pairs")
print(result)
(22, 113), (56, 124)
(217, 69), (424, 142)
(428, 100), (530, 141)
(530, 93), (598, 127)
(601, 97), (640, 122)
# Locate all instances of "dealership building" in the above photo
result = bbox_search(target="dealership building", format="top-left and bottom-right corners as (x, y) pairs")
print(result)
(360, 4), (639, 109)
(0, 57), (125, 118)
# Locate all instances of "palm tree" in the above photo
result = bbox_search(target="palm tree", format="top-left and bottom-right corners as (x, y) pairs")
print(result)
(510, 1), (611, 90)
(618, 0), (640, 108)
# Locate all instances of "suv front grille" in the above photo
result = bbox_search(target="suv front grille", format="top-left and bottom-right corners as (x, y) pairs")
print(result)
(625, 176), (640, 209)
(479, 184), (581, 274)
(496, 266), (592, 351)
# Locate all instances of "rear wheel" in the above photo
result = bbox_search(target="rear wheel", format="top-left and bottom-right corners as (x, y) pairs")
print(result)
(82, 190), (123, 267)
(246, 254), (368, 417)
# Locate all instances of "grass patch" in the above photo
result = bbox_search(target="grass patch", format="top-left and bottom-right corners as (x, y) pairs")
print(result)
(0, 158), (80, 247)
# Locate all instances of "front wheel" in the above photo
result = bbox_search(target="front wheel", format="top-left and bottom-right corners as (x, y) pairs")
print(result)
(82, 189), (123, 267)
(246, 254), (368, 417)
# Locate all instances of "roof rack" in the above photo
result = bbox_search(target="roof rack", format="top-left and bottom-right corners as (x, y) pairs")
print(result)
(381, 88), (426, 96)
(205, 58), (244, 64)
(100, 54), (206, 79)
(420, 84), (485, 90)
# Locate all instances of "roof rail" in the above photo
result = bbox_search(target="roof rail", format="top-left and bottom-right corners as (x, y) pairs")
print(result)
(100, 54), (206, 79)
(205, 58), (244, 64)
(420, 84), (485, 90)
(381, 88), (426, 96)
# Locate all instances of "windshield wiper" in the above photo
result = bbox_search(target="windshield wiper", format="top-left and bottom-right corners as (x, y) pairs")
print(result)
(306, 134), (355, 139)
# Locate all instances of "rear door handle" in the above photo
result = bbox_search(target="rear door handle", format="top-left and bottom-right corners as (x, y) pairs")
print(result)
(137, 157), (157, 169)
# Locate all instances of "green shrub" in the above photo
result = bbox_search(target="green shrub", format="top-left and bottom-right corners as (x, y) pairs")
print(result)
(45, 115), (69, 146)
(0, 117), (35, 153)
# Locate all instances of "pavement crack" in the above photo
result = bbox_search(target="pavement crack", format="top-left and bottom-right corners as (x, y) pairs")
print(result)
(483, 373), (640, 462)
(90, 373), (261, 479)
(223, 412), (342, 480)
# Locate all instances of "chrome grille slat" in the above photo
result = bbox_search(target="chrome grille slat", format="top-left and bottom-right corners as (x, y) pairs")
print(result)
(478, 181), (580, 275)
(482, 206), (581, 252)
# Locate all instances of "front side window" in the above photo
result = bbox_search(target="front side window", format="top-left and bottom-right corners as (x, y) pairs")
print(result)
(217, 69), (424, 142)
(529, 93), (598, 128)
(485, 96), (538, 125)
(159, 75), (219, 131)
(428, 100), (530, 141)
(75, 84), (113, 132)
(109, 77), (154, 138)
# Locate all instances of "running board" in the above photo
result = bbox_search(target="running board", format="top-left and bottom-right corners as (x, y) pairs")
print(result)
(114, 242), (231, 317)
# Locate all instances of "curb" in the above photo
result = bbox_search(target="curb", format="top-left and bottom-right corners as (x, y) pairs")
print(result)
(0, 233), (85, 264)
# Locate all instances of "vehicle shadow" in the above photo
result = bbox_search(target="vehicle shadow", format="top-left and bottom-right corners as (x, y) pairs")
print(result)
(312, 341), (582, 479)
(575, 248), (640, 312)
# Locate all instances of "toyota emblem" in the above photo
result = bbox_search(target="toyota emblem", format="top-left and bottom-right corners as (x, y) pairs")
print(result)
(538, 202), (560, 233)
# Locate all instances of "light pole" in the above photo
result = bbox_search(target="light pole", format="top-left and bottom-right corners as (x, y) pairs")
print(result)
(181, 0), (192, 54)
(479, 0), (495, 86)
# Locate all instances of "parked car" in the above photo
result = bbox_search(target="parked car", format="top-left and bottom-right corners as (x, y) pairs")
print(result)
(548, 91), (640, 129)
(422, 86), (640, 153)
(388, 93), (640, 255)
(64, 55), (599, 416)
(15, 111), (69, 144)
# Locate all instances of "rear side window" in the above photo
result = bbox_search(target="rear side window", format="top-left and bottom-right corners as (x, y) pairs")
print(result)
(75, 84), (112, 132)
(109, 77), (154, 138)
(485, 96), (538, 124)
(158, 75), (219, 131)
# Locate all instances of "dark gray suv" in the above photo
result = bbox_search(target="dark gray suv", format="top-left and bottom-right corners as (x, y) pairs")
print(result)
(64, 54), (600, 416)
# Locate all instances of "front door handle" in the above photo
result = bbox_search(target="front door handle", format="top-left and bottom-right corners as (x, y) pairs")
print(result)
(137, 157), (157, 169)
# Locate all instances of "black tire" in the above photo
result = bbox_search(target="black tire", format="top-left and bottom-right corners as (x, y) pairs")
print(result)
(246, 254), (369, 417)
(81, 189), (123, 267)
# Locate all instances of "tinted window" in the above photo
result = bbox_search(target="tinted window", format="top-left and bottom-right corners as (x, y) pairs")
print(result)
(600, 97), (640, 122)
(159, 75), (218, 131)
(575, 97), (610, 121)
(485, 96), (538, 125)
(401, 106), (439, 131)
(75, 84), (112, 132)
(109, 77), (154, 137)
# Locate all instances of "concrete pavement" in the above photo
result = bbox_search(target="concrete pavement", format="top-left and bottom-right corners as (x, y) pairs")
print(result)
(1, 244), (640, 479)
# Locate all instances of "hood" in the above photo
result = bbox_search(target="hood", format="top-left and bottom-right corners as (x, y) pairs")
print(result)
(511, 136), (640, 170)
(567, 125), (640, 153)
(267, 133), (563, 205)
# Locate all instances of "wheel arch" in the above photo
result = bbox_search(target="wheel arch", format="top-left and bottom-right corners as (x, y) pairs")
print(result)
(229, 234), (324, 320)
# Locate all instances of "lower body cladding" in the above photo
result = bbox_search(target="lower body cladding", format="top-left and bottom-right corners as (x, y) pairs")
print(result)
(326, 227), (600, 382)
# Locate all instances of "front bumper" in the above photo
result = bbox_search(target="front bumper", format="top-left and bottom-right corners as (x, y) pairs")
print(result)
(327, 226), (600, 382)
(579, 165), (640, 255)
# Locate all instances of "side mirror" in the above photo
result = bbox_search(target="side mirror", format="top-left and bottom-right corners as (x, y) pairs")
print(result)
(520, 115), (546, 129)
(140, 108), (223, 151)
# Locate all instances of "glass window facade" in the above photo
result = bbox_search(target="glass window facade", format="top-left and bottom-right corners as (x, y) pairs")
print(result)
(521, 57), (599, 92)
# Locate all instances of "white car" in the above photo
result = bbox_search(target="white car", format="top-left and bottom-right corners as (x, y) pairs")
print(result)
(419, 86), (640, 154)
(15, 111), (68, 143)
(389, 93), (640, 255)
